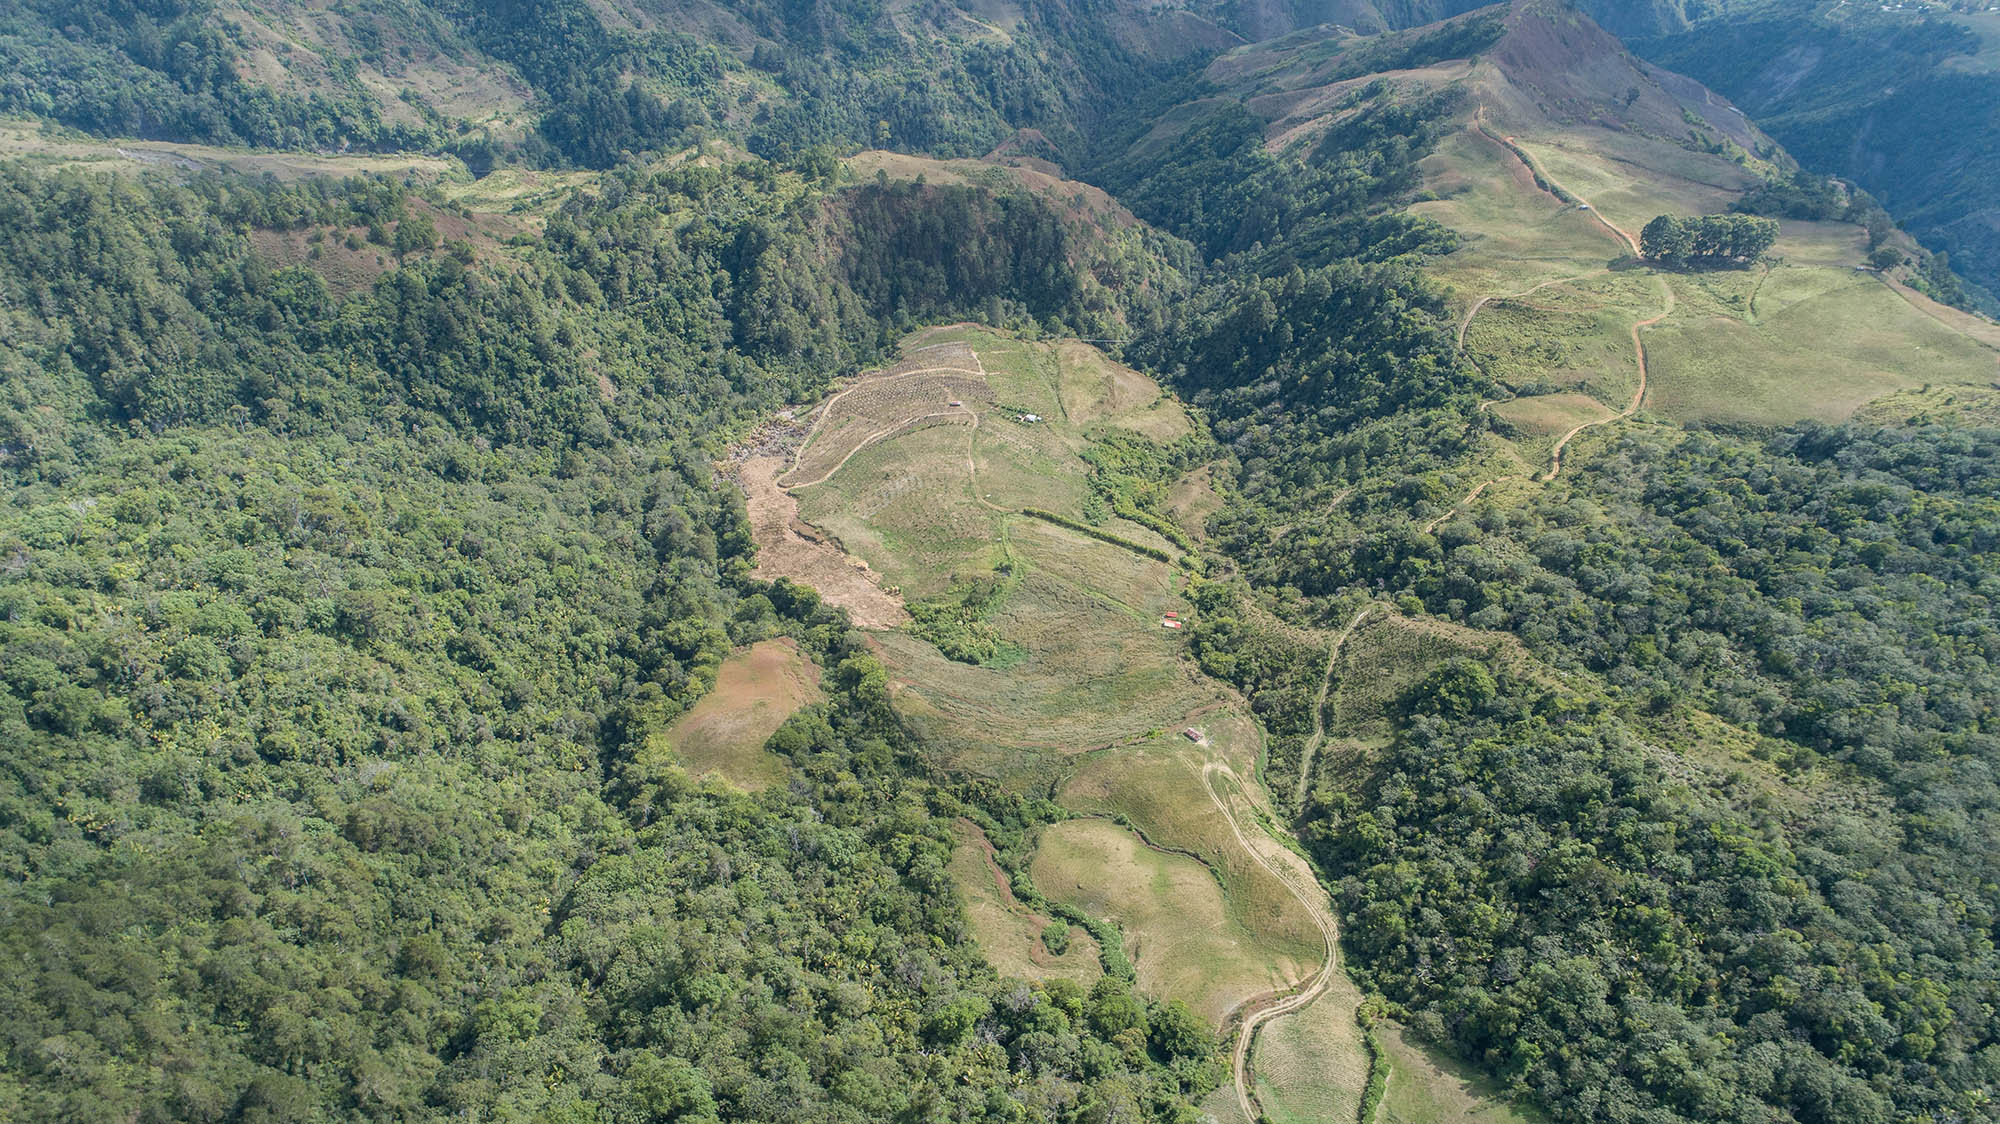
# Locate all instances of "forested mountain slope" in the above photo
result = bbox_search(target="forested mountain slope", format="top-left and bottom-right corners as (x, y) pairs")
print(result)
(2, 0), (1999, 1122)
(0, 147), (1235, 1120)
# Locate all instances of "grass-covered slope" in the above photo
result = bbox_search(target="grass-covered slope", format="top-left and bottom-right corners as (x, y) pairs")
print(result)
(1069, 7), (2000, 1122)
(1625, 0), (2000, 305)
(4, 2), (2000, 1123)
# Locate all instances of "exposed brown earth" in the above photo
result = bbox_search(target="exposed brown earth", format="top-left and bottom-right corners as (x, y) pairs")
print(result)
(737, 455), (909, 628)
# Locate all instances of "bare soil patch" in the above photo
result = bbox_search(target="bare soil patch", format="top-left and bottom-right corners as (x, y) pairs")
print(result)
(738, 456), (908, 628)
(657, 638), (821, 791)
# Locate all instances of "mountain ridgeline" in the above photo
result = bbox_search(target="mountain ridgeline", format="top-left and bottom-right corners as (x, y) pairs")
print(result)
(2, 1), (1999, 1123)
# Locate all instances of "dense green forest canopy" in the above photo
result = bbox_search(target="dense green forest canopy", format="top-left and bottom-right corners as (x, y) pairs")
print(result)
(1638, 213), (1777, 267)
(4, 1), (2000, 1122)
(1208, 414), (2000, 1122)
(0, 0), (1195, 171)
(0, 156), (1222, 1121)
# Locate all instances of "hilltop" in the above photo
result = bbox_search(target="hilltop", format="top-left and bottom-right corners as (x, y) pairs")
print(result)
(1614, 0), (2000, 303)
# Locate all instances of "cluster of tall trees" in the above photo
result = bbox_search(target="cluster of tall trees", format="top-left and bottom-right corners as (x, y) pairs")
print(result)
(0, 154), (1227, 1121)
(1093, 82), (1463, 268)
(1315, 668), (1961, 1124)
(1639, 212), (1778, 266)
(1635, 9), (2000, 304)
(0, 0), (455, 154)
(1207, 412), (2000, 1122)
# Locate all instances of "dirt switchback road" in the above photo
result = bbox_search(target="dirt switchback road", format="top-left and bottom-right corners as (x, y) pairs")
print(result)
(1545, 277), (1673, 480)
(1196, 758), (1345, 1123)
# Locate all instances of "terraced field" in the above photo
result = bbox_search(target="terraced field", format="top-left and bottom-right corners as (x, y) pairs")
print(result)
(739, 325), (1366, 1122)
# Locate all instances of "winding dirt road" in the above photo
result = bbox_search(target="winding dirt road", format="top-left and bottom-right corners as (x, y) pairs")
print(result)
(1422, 476), (1510, 534)
(1544, 277), (1673, 480)
(1292, 606), (1375, 810)
(778, 363), (986, 489)
(1458, 109), (1678, 487)
(1197, 758), (1343, 1124)
(1472, 104), (1640, 256)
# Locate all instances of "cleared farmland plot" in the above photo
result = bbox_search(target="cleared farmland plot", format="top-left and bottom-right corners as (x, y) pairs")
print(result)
(783, 358), (991, 488)
(750, 328), (1365, 1118)
(796, 424), (1008, 599)
(1058, 732), (1323, 970)
(653, 638), (821, 792)
(1031, 818), (1305, 1028)
(874, 566), (1198, 776)
(950, 819), (1102, 985)
(740, 455), (909, 628)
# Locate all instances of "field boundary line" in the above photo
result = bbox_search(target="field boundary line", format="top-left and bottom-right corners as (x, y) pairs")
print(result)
(1197, 757), (1342, 1124)
(783, 409), (973, 489)
(777, 364), (985, 486)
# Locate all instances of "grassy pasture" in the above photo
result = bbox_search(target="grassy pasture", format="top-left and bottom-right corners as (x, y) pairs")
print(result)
(1377, 1024), (1542, 1124)
(949, 820), (1102, 984)
(1488, 393), (1613, 436)
(653, 638), (820, 791)
(1852, 384), (2000, 428)
(1463, 272), (1652, 404)
(1059, 734), (1323, 969)
(1252, 981), (1372, 1124)
(1642, 271), (1999, 424)
(1485, 393), (1613, 471)
(1419, 100), (1998, 429)
(1031, 818), (1306, 1028)
(1941, 9), (2000, 75)
(1055, 342), (1193, 439)
(1508, 128), (1753, 241)
(1166, 466), (1225, 540)
(1007, 519), (1180, 616)
(1412, 126), (1626, 304)
(0, 119), (458, 183)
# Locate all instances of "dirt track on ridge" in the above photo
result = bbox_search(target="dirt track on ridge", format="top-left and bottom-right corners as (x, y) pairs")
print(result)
(1544, 278), (1673, 479)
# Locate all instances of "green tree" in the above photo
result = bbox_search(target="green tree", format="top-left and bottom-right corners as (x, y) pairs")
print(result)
(1641, 214), (1693, 265)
